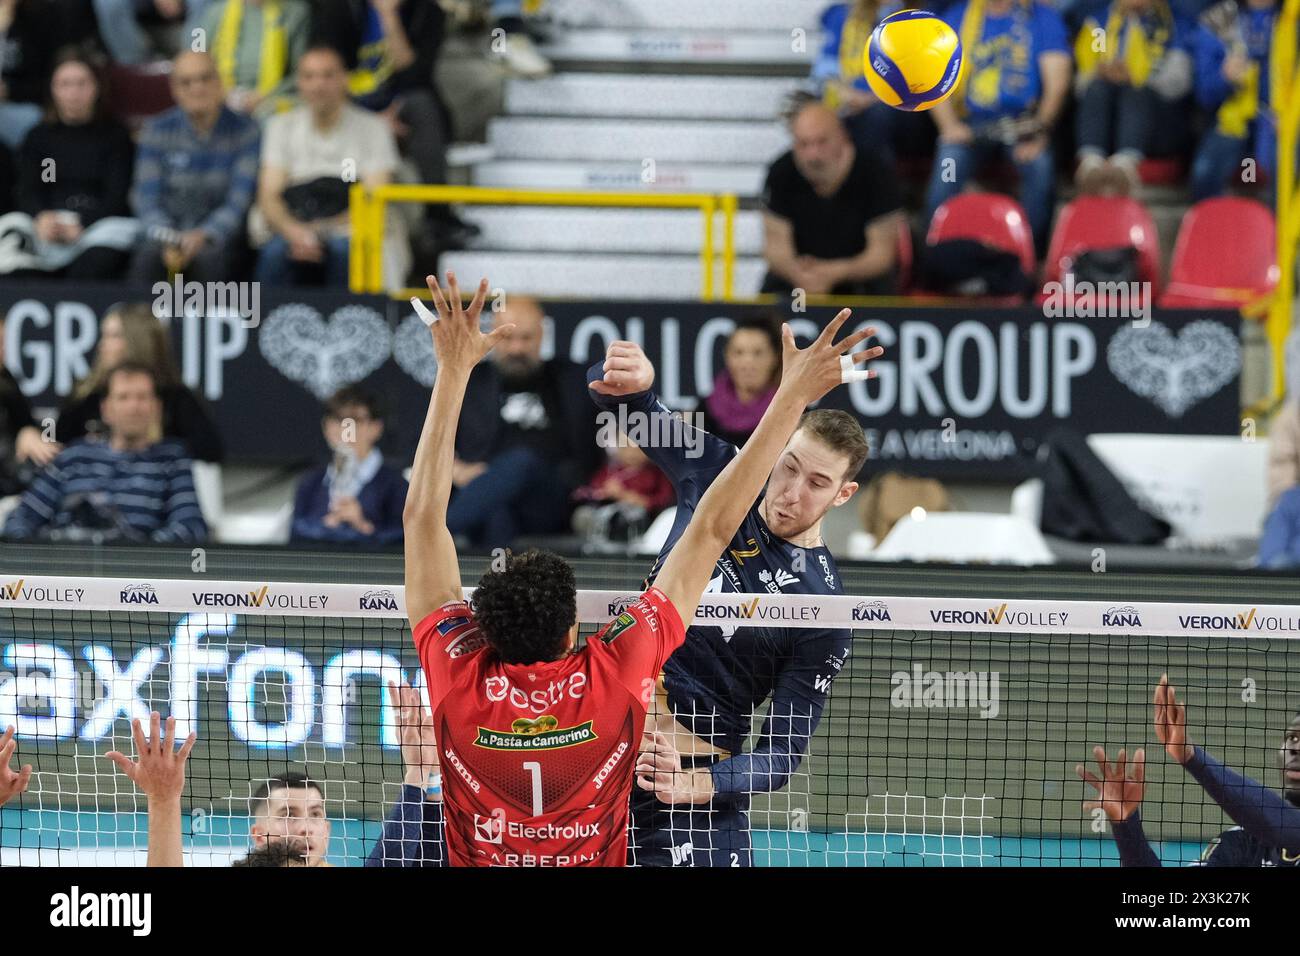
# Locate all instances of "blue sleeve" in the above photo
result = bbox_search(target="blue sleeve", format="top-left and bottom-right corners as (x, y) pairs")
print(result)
(290, 471), (332, 543)
(1110, 811), (1162, 867)
(709, 629), (849, 796)
(364, 784), (447, 867)
(1034, 4), (1070, 54)
(150, 458), (208, 543)
(585, 361), (736, 488)
(1184, 746), (1300, 852)
(129, 124), (170, 232)
(2, 463), (63, 539)
(1193, 25), (1231, 109)
(812, 4), (847, 87)
(1257, 493), (1300, 566)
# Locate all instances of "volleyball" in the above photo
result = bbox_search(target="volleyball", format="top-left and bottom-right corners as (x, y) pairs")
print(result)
(863, 9), (965, 112)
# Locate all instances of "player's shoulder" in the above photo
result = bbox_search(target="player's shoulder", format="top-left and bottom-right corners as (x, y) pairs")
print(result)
(1197, 826), (1255, 865)
(414, 601), (489, 661)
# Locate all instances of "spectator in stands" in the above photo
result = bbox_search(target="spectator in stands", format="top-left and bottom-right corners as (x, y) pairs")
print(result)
(127, 51), (261, 284)
(91, 0), (204, 65)
(366, 681), (446, 867)
(108, 714), (333, 866)
(56, 304), (224, 463)
(253, 45), (406, 288)
(3, 362), (209, 542)
(198, 0), (310, 120)
(571, 438), (674, 546)
(291, 385), (408, 546)
(812, 0), (907, 163)
(313, 0), (475, 252)
(924, 0), (1072, 253)
(761, 97), (903, 297)
(4, 52), (136, 280)
(0, 316), (61, 498)
(1189, 0), (1279, 202)
(0, 0), (57, 150)
(1073, 0), (1194, 195)
(448, 294), (601, 548)
(700, 316), (782, 448)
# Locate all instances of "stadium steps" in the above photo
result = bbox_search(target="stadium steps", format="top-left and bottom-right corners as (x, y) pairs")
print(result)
(460, 206), (765, 255)
(503, 73), (802, 120)
(437, 250), (767, 300)
(486, 116), (788, 163)
(469, 159), (768, 195)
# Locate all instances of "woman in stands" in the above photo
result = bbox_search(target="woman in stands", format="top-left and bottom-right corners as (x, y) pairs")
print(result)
(10, 51), (136, 279)
(56, 303), (225, 463)
(699, 316), (783, 447)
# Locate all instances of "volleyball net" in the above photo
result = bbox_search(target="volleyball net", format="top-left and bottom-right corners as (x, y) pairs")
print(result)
(0, 574), (1297, 866)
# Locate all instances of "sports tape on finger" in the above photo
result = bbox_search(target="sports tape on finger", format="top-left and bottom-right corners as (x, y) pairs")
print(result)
(411, 297), (438, 326)
(840, 355), (872, 384)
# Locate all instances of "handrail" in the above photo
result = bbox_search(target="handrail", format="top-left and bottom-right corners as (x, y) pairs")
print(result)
(348, 184), (737, 300)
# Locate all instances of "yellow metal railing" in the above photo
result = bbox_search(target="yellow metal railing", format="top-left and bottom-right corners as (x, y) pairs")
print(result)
(1268, 0), (1300, 398)
(348, 185), (738, 300)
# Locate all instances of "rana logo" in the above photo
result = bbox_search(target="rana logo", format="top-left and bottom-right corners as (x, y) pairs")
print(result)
(852, 600), (891, 622)
(359, 589), (398, 612)
(475, 718), (597, 750)
(120, 584), (159, 606)
(1102, 605), (1142, 628)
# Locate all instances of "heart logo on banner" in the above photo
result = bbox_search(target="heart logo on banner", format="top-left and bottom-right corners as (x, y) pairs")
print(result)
(392, 312), (438, 387)
(1107, 320), (1240, 418)
(258, 304), (393, 399)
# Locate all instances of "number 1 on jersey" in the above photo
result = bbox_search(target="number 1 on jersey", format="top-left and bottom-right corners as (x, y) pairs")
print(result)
(523, 761), (543, 817)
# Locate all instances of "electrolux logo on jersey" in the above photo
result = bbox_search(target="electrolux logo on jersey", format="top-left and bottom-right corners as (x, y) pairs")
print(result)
(190, 585), (328, 610)
(929, 603), (1069, 628)
(483, 672), (586, 714)
(1101, 605), (1142, 628)
(120, 583), (159, 606)
(0, 578), (85, 605)
(475, 816), (601, 843)
(359, 589), (398, 612)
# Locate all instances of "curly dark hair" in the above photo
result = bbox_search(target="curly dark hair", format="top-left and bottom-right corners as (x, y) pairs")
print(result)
(471, 549), (576, 664)
(232, 842), (307, 867)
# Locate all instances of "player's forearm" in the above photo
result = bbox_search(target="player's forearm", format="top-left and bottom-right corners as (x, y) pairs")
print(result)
(1184, 747), (1300, 849)
(146, 796), (184, 868)
(404, 365), (472, 527)
(1110, 811), (1162, 867)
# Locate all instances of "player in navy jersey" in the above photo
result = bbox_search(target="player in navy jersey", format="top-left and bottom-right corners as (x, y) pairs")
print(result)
(1079, 674), (1300, 866)
(404, 275), (881, 866)
(588, 336), (870, 867)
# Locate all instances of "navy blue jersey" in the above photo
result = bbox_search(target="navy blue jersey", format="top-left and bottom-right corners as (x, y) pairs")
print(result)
(588, 369), (853, 799)
(1111, 748), (1300, 867)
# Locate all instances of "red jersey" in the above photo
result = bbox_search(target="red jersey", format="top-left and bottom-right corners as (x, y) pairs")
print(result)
(414, 586), (685, 867)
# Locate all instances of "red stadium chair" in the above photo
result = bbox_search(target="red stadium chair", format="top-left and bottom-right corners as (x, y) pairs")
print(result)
(106, 61), (175, 132)
(1137, 157), (1184, 187)
(926, 193), (1036, 276)
(916, 193), (1035, 303)
(1158, 197), (1279, 309)
(1038, 196), (1162, 308)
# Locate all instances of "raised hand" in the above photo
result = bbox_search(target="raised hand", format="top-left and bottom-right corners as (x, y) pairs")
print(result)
(0, 725), (32, 808)
(1154, 674), (1194, 765)
(411, 272), (514, 376)
(589, 340), (655, 396)
(388, 681), (440, 791)
(1076, 745), (1145, 822)
(105, 712), (196, 802)
(777, 308), (881, 407)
